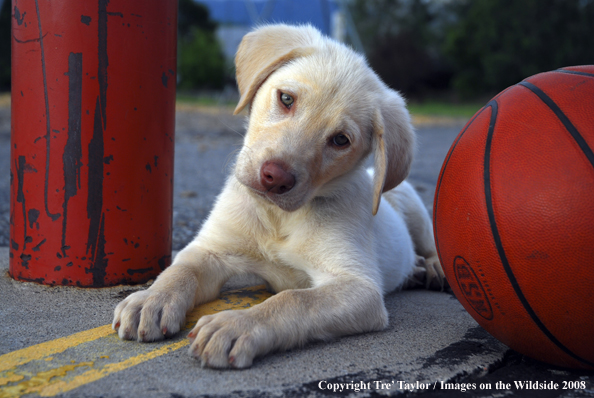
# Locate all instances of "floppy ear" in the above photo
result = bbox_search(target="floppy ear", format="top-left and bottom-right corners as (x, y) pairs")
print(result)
(234, 24), (319, 115)
(371, 90), (415, 215)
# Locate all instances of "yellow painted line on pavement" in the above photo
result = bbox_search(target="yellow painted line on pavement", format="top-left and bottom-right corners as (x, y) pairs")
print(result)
(0, 326), (113, 373)
(0, 285), (272, 398)
(38, 341), (188, 397)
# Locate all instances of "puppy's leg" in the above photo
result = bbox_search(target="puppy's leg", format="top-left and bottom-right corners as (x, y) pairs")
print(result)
(384, 181), (446, 290)
(112, 244), (238, 342)
(187, 275), (387, 368)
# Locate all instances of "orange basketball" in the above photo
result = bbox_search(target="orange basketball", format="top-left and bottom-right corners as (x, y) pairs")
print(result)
(433, 65), (594, 369)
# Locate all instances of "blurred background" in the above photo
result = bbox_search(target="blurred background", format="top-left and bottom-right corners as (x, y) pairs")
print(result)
(2, 0), (594, 112)
(0, 0), (593, 249)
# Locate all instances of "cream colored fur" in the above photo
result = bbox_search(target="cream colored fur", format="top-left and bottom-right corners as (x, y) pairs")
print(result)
(112, 24), (445, 369)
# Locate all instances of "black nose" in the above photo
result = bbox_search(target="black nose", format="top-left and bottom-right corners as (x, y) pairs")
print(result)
(260, 161), (296, 194)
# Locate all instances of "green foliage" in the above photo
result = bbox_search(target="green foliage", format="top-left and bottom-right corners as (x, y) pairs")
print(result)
(351, 0), (452, 98)
(179, 0), (217, 40)
(352, 0), (594, 99)
(0, 0), (11, 91)
(443, 0), (594, 97)
(178, 27), (225, 90)
(351, 0), (437, 49)
(177, 0), (226, 90)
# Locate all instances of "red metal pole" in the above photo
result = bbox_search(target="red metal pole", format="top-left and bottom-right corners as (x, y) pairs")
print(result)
(10, 0), (177, 286)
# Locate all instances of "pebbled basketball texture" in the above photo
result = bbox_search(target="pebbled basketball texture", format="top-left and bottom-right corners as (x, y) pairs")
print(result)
(433, 65), (594, 369)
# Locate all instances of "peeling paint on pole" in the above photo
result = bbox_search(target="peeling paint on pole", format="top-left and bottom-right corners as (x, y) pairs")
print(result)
(10, 0), (177, 286)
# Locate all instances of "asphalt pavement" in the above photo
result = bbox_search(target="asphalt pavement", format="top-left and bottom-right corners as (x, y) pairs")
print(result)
(0, 100), (593, 397)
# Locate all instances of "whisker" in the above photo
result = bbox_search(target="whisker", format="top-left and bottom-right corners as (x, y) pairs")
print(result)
(213, 90), (246, 139)
(219, 116), (246, 139)
(223, 146), (243, 174)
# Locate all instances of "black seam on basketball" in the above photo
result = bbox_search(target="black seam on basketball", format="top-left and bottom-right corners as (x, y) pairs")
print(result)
(433, 105), (490, 255)
(555, 68), (594, 78)
(519, 81), (594, 170)
(484, 98), (594, 368)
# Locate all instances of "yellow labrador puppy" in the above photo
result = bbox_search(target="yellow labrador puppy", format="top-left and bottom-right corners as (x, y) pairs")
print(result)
(113, 24), (445, 369)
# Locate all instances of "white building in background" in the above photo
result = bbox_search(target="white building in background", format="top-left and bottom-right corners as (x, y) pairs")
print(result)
(197, 0), (361, 63)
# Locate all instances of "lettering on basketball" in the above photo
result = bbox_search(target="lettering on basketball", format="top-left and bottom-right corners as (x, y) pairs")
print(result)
(454, 256), (494, 320)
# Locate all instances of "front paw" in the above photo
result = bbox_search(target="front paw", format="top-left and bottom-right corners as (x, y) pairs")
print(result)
(188, 309), (270, 369)
(404, 255), (448, 291)
(112, 289), (189, 342)
(424, 255), (448, 291)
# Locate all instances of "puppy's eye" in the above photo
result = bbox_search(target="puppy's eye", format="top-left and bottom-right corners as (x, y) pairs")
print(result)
(280, 92), (294, 108)
(332, 134), (350, 147)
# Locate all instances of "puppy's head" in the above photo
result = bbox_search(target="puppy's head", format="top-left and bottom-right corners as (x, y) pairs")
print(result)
(233, 24), (414, 215)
